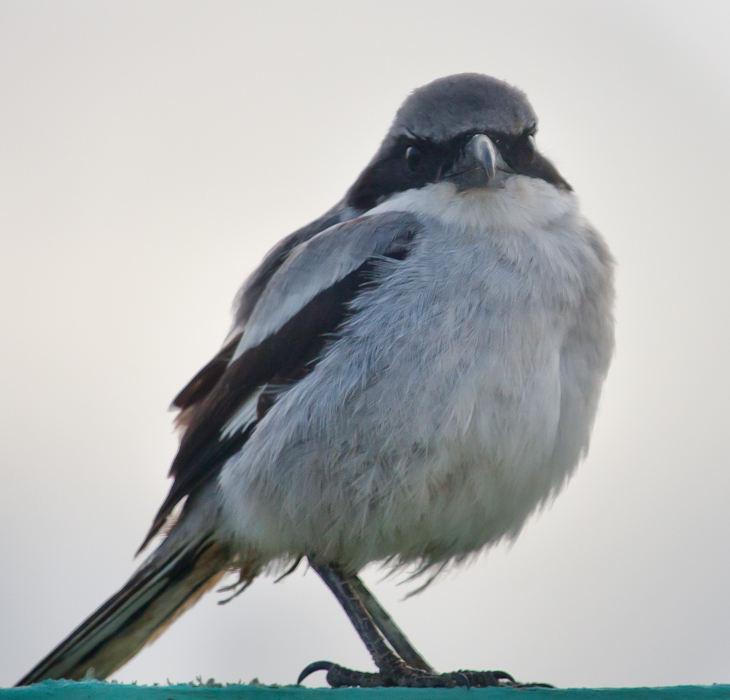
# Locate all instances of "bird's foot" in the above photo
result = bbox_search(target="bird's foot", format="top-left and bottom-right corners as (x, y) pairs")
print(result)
(298, 660), (541, 688)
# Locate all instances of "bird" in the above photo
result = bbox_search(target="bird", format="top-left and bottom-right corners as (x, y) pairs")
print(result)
(17, 73), (614, 689)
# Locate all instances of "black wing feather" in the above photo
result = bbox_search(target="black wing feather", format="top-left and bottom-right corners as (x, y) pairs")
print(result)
(172, 204), (354, 413)
(171, 333), (241, 410)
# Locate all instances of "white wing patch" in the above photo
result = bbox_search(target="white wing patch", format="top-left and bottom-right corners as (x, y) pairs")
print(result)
(220, 388), (264, 440)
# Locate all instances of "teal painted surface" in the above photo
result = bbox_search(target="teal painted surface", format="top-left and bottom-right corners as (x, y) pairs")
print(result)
(1, 681), (729, 700)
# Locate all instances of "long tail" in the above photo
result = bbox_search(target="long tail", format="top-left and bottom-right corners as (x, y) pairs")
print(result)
(16, 530), (237, 686)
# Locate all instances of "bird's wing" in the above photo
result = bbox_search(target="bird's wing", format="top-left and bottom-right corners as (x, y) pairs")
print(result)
(171, 204), (352, 412)
(141, 211), (421, 550)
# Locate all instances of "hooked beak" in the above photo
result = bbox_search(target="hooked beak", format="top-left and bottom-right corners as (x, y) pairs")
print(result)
(442, 133), (498, 190)
(468, 134), (496, 179)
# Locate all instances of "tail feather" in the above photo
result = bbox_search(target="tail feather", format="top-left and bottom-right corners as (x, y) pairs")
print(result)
(16, 535), (234, 686)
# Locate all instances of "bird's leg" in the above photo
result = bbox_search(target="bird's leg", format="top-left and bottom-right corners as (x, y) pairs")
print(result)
(298, 558), (402, 687)
(298, 557), (526, 688)
(346, 574), (432, 672)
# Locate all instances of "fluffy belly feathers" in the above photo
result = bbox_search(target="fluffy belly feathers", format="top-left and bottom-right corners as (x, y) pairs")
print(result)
(218, 193), (609, 571)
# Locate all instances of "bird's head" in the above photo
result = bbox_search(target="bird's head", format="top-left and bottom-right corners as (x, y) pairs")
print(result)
(346, 73), (570, 212)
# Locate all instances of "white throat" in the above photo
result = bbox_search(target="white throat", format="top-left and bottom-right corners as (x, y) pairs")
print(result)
(368, 176), (577, 235)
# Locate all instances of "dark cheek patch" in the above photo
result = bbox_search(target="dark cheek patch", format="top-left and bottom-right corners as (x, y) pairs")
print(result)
(490, 133), (571, 191)
(347, 144), (443, 211)
(506, 150), (572, 191)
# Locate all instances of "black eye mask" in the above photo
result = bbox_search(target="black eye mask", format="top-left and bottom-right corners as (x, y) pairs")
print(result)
(347, 130), (570, 211)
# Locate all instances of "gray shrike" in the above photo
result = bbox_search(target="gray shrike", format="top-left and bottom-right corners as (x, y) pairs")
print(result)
(18, 74), (614, 688)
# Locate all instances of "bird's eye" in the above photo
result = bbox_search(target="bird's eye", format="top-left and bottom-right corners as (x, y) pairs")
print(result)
(405, 146), (423, 171)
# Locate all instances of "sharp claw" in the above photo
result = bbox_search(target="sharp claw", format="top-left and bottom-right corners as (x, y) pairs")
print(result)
(494, 670), (517, 684)
(452, 672), (470, 689)
(299, 661), (532, 689)
(297, 660), (333, 685)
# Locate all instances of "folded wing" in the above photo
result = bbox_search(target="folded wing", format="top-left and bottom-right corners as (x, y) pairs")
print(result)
(141, 211), (421, 550)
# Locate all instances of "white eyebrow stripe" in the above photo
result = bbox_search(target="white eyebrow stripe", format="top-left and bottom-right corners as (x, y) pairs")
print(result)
(231, 211), (420, 362)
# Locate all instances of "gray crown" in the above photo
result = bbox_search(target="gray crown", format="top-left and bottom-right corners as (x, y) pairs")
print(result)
(388, 73), (536, 145)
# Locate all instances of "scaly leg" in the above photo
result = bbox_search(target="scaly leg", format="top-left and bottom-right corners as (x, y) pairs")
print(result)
(347, 575), (432, 672)
(298, 558), (524, 688)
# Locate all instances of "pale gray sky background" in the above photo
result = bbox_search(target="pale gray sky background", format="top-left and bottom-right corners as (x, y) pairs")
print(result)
(1, 0), (730, 690)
